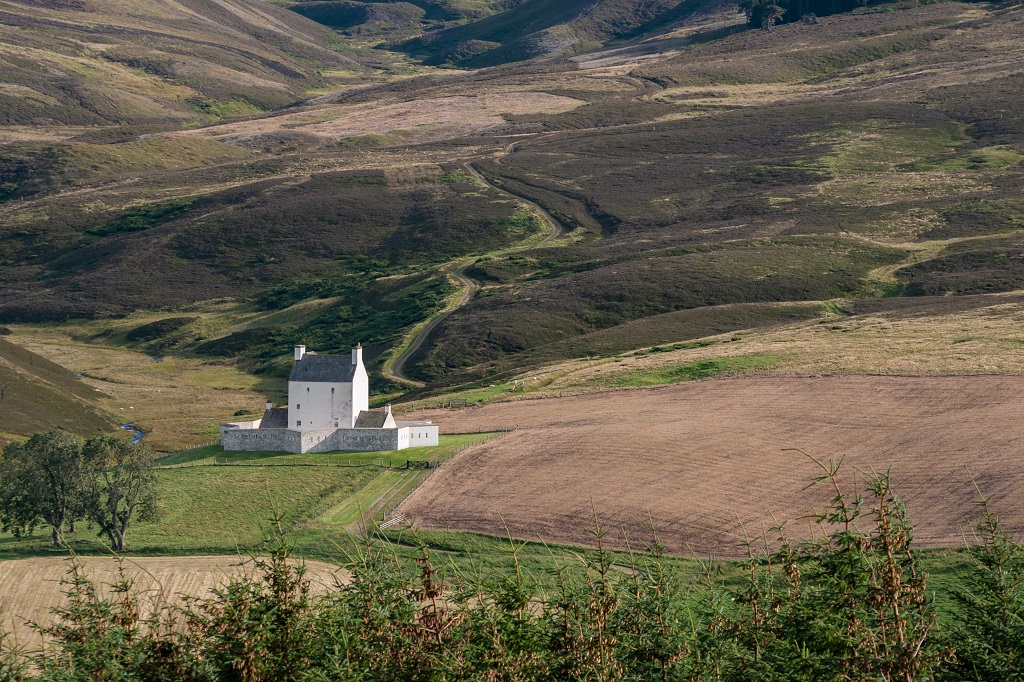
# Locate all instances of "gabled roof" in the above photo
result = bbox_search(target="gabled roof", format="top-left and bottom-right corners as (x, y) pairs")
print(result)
(259, 407), (288, 429)
(354, 409), (395, 429)
(289, 354), (356, 383)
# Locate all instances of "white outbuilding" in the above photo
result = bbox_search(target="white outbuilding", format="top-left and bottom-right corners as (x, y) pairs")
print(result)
(220, 344), (439, 453)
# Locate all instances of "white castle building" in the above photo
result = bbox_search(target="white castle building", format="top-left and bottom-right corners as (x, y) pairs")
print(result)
(221, 344), (439, 453)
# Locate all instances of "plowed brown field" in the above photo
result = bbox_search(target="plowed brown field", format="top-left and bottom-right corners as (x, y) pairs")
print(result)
(0, 556), (346, 647)
(402, 376), (1024, 557)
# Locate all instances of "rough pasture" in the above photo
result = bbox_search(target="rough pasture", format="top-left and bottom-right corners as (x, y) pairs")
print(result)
(402, 376), (1024, 557)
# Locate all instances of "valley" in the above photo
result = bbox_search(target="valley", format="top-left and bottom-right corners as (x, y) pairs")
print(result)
(2, 0), (1024, 671)
(0, 0), (1023, 563)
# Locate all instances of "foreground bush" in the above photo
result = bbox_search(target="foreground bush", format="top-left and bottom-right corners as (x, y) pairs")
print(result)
(3, 462), (1023, 681)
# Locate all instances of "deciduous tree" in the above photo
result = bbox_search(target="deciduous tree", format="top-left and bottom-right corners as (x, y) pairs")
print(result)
(0, 430), (87, 548)
(82, 436), (157, 552)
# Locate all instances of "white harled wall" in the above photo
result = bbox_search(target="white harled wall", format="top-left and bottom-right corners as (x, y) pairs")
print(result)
(351, 347), (369, 421)
(221, 423), (440, 453)
(288, 380), (352, 431)
(287, 345), (370, 430)
(221, 345), (434, 453)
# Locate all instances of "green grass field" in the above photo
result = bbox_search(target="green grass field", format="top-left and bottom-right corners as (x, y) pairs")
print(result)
(0, 434), (502, 559)
(133, 466), (379, 553)
(320, 470), (427, 525)
(0, 433), (994, 633)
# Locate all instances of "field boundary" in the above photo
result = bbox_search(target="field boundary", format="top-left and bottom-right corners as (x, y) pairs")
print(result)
(380, 427), (518, 522)
(159, 456), (398, 469)
(157, 429), (518, 471)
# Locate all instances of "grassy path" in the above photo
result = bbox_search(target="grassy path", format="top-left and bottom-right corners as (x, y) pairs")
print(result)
(462, 160), (566, 244)
(388, 260), (480, 385)
(383, 158), (566, 385)
(320, 469), (424, 526)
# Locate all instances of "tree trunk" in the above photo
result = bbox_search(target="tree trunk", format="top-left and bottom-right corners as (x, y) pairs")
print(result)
(110, 509), (125, 551)
(51, 526), (60, 548)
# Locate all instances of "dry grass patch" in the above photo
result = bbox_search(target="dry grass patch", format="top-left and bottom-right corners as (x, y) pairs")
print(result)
(0, 556), (346, 648)
(535, 292), (1024, 390)
(177, 93), (586, 148)
(5, 326), (272, 451)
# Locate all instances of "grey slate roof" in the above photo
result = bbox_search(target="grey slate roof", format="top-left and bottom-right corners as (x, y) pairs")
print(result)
(259, 407), (288, 429)
(354, 409), (389, 429)
(288, 354), (356, 383)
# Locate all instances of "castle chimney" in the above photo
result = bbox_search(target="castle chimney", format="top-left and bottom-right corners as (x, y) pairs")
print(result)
(384, 403), (392, 415)
(352, 343), (362, 366)
(265, 401), (273, 411)
(294, 344), (306, 361)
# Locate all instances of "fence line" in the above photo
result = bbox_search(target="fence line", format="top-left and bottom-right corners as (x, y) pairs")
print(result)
(158, 456), (397, 469)
(157, 427), (519, 471)
(177, 441), (218, 451)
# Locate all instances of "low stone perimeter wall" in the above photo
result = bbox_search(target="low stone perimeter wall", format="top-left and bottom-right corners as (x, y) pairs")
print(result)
(221, 427), (404, 453)
(307, 428), (400, 453)
(221, 427), (303, 452)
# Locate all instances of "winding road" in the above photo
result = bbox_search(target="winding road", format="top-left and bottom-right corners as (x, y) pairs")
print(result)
(386, 158), (566, 385)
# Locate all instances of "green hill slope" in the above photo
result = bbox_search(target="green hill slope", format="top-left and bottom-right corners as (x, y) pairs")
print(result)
(0, 337), (114, 441)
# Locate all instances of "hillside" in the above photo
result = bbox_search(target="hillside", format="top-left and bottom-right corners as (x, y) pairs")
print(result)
(0, 336), (114, 442)
(399, 2), (1024, 386)
(0, 0), (367, 129)
(0, 0), (1020, 400)
(395, 0), (726, 66)
(288, 0), (505, 38)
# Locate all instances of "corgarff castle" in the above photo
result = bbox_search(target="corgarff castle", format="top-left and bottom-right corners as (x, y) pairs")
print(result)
(221, 344), (439, 453)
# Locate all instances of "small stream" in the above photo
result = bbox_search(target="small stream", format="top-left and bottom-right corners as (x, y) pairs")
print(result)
(119, 424), (145, 444)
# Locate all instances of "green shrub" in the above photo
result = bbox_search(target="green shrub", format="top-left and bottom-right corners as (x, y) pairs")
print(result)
(5, 466), (1024, 679)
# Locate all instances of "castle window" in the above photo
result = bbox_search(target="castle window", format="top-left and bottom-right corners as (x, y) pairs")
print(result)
(331, 387), (335, 394)
(297, 404), (300, 410)
(296, 421), (301, 427)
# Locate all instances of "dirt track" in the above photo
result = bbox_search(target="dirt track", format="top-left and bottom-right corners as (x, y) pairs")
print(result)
(402, 376), (1024, 557)
(388, 162), (565, 384)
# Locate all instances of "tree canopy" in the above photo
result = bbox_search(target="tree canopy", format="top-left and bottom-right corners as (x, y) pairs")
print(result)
(0, 431), (157, 550)
(740, 0), (869, 28)
(82, 436), (158, 552)
(0, 430), (87, 548)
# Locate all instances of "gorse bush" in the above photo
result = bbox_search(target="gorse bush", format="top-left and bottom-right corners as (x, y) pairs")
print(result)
(2, 461), (1023, 680)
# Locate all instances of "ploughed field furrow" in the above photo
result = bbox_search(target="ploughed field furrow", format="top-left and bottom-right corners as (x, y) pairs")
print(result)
(401, 376), (1024, 557)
